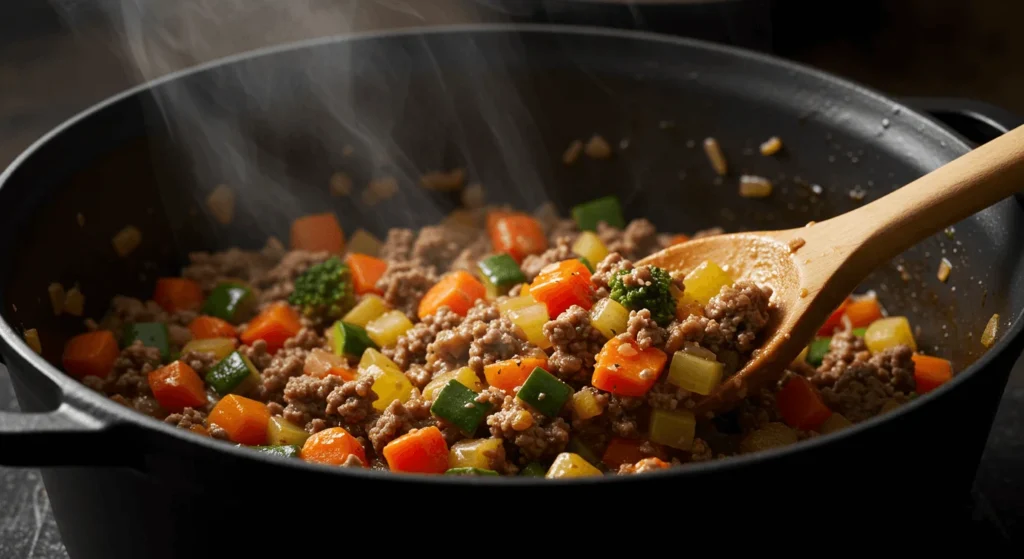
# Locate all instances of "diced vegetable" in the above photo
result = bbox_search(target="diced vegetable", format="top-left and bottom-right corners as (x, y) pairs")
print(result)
(63, 287), (85, 317)
(516, 367), (572, 418)
(366, 364), (414, 412)
(937, 257), (952, 283)
(240, 302), (302, 353)
(601, 437), (646, 469)
(23, 328), (42, 355)
(188, 316), (237, 340)
(487, 212), (547, 263)
(423, 367), (483, 401)
(578, 257), (594, 273)
(571, 389), (603, 420)
(430, 380), (492, 434)
(571, 232), (609, 268)
(358, 348), (402, 375)
(498, 294), (537, 315)
(290, 212), (345, 253)
(148, 361), (207, 413)
(567, 437), (601, 466)
(981, 314), (1000, 348)
(589, 297), (630, 339)
(845, 297), (883, 327)
(529, 259), (593, 317)
(505, 302), (552, 350)
(571, 196), (624, 232)
(817, 297), (852, 336)
(483, 357), (548, 392)
(383, 426), (449, 474)
(289, 257), (355, 321)
(181, 338), (237, 361)
(806, 337), (833, 367)
(343, 295), (388, 327)
(739, 422), (797, 453)
(62, 330), (119, 379)
(760, 136), (783, 156)
(545, 452), (602, 479)
(347, 229), (382, 256)
(592, 338), (667, 397)
(682, 260), (732, 306)
(300, 426), (366, 466)
(864, 316), (917, 353)
(418, 271), (486, 319)
(254, 445), (301, 459)
(819, 413), (853, 434)
(111, 225), (142, 257)
(266, 416), (311, 446)
(520, 462), (547, 477)
(48, 282), (65, 315)
(445, 467), (498, 476)
(331, 321), (378, 356)
(649, 408), (697, 451)
(345, 253), (388, 295)
(304, 348), (357, 380)
(911, 354), (953, 394)
(208, 394), (270, 446)
(667, 350), (724, 396)
(153, 278), (204, 313)
(202, 282), (256, 323)
(205, 350), (262, 397)
(448, 438), (503, 470)
(738, 175), (773, 198)
(478, 254), (527, 296)
(776, 375), (832, 430)
(852, 327), (867, 337)
(122, 322), (170, 361)
(703, 137), (728, 175)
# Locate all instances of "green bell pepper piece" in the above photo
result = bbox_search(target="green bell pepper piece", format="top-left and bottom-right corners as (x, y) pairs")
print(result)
(205, 351), (261, 396)
(122, 322), (170, 362)
(254, 444), (301, 458)
(202, 282), (255, 323)
(519, 462), (547, 477)
(516, 367), (572, 418)
(578, 256), (594, 273)
(430, 380), (491, 434)
(806, 337), (832, 367)
(445, 467), (499, 476)
(331, 321), (377, 357)
(477, 254), (526, 290)
(852, 327), (867, 337)
(571, 196), (624, 232)
(567, 437), (601, 467)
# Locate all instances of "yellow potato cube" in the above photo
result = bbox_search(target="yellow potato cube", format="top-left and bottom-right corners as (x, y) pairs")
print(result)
(545, 452), (603, 479)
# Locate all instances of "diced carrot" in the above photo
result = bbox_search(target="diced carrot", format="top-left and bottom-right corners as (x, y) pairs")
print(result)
(382, 425), (449, 474)
(776, 375), (832, 431)
(911, 354), (953, 395)
(304, 348), (358, 381)
(188, 315), (237, 340)
(148, 361), (207, 413)
(345, 253), (388, 295)
(845, 297), (883, 328)
(208, 394), (270, 446)
(153, 278), (204, 313)
(240, 302), (302, 353)
(417, 270), (486, 320)
(669, 234), (690, 246)
(591, 338), (667, 397)
(62, 330), (119, 379)
(291, 212), (345, 253)
(301, 426), (367, 467)
(817, 297), (852, 336)
(529, 259), (593, 317)
(601, 437), (647, 469)
(487, 211), (547, 263)
(484, 357), (549, 392)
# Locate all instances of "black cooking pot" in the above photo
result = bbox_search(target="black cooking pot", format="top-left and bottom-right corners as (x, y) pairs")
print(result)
(1, 25), (1023, 556)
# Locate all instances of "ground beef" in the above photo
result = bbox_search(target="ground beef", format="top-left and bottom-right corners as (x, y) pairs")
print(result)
(103, 341), (161, 398)
(546, 218), (580, 246)
(385, 306), (463, 370)
(450, 236), (491, 273)
(376, 260), (439, 318)
(598, 219), (660, 260)
(181, 238), (283, 293)
(618, 457), (670, 475)
(282, 375), (376, 434)
(165, 407), (206, 430)
(606, 394), (644, 439)
(405, 365), (432, 389)
(591, 252), (633, 293)
(179, 350), (218, 376)
(737, 388), (782, 432)
(412, 225), (472, 272)
(368, 397), (435, 455)
(543, 305), (604, 381)
(702, 281), (774, 353)
(626, 309), (667, 350)
(690, 437), (714, 462)
(110, 394), (163, 418)
(646, 382), (695, 411)
(239, 340), (273, 372)
(209, 423), (230, 440)
(814, 330), (870, 384)
(378, 228), (416, 262)
(257, 250), (332, 304)
(521, 237), (578, 282)
(665, 315), (727, 355)
(104, 298), (196, 348)
(324, 376), (378, 428)
(425, 328), (474, 374)
(813, 342), (916, 422)
(486, 392), (570, 462)
(259, 347), (308, 405)
(425, 301), (542, 375)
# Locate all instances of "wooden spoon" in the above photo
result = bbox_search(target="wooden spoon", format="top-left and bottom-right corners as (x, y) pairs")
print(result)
(639, 125), (1024, 416)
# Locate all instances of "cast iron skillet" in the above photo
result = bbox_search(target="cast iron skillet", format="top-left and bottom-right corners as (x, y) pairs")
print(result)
(1, 25), (1023, 555)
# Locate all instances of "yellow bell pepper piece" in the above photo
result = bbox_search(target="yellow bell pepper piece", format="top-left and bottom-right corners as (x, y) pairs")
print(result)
(545, 452), (602, 479)
(589, 297), (629, 339)
(864, 316), (917, 353)
(365, 310), (414, 348)
(358, 348), (402, 376)
(506, 303), (552, 349)
(498, 295), (537, 315)
(819, 413), (853, 434)
(667, 351), (724, 396)
(682, 260), (732, 306)
(571, 231), (609, 268)
(423, 367), (483, 401)
(266, 416), (310, 446)
(365, 364), (414, 412)
(342, 294), (388, 327)
(571, 389), (603, 420)
(448, 438), (504, 470)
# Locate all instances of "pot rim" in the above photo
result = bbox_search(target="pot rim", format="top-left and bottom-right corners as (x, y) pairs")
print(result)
(2, 22), (1022, 484)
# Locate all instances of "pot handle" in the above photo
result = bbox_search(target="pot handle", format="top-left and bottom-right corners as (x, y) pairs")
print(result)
(0, 404), (119, 466)
(901, 97), (1024, 145)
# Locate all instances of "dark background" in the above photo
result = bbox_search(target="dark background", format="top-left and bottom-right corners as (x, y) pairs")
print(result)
(2, 0), (1023, 555)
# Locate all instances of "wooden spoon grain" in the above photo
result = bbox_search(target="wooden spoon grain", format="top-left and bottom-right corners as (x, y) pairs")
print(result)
(639, 125), (1024, 416)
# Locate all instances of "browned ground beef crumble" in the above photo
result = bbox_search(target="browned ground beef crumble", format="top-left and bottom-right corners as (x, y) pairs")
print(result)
(71, 206), (921, 477)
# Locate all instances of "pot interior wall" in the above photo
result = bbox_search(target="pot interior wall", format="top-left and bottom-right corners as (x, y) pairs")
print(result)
(1, 28), (1022, 380)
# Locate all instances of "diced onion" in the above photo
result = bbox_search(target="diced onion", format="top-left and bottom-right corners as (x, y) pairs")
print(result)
(24, 328), (42, 354)
(937, 257), (952, 283)
(759, 136), (783, 156)
(739, 175), (773, 198)
(981, 313), (1000, 348)
(47, 283), (65, 316)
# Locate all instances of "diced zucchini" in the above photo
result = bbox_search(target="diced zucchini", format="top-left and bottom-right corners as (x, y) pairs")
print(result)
(806, 337), (832, 367)
(566, 438), (601, 466)
(864, 316), (917, 353)
(506, 303), (552, 349)
(366, 364), (414, 412)
(181, 337), (237, 361)
(445, 467), (499, 476)
(331, 321), (377, 357)
(819, 413), (853, 434)
(205, 351), (261, 397)
(578, 256), (594, 273)
(358, 348), (402, 376)
(519, 462), (547, 477)
(342, 294), (388, 327)
(516, 367), (572, 417)
(266, 416), (310, 446)
(545, 452), (603, 479)
(253, 444), (301, 458)
(423, 367), (483, 401)
(430, 380), (492, 434)
(365, 310), (413, 348)
(589, 297), (630, 339)
(682, 261), (732, 306)
(571, 196), (624, 232)
(739, 422), (797, 454)
(478, 254), (526, 294)
(667, 351), (724, 396)
(571, 231), (609, 268)
(571, 389), (603, 420)
(852, 327), (867, 337)
(498, 295), (537, 315)
(649, 408), (697, 451)
(202, 282), (255, 323)
(121, 322), (170, 361)
(449, 438), (504, 470)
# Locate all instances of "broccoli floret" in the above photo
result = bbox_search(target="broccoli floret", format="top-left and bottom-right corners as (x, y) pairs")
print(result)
(609, 265), (676, 326)
(288, 257), (355, 321)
